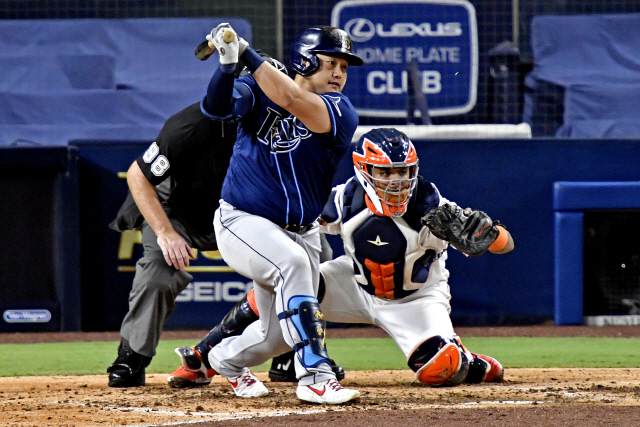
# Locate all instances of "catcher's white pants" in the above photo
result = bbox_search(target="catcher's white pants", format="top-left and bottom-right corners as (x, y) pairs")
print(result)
(209, 201), (334, 386)
(320, 255), (455, 356)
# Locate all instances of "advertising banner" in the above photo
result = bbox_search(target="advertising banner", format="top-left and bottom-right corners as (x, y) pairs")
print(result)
(332, 0), (478, 117)
(117, 231), (253, 330)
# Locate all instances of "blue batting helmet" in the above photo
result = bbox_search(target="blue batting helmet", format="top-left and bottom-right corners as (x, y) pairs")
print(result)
(290, 26), (363, 76)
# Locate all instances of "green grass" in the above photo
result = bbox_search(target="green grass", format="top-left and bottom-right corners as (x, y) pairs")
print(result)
(1, 337), (640, 377)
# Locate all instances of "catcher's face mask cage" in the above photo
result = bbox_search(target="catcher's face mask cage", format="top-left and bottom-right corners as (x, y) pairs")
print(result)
(353, 128), (419, 217)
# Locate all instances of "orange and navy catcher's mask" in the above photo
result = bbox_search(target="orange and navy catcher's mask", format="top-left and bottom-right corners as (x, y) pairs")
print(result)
(352, 128), (419, 217)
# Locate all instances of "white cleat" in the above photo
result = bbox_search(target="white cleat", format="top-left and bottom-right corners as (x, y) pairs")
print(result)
(297, 379), (360, 405)
(227, 368), (269, 398)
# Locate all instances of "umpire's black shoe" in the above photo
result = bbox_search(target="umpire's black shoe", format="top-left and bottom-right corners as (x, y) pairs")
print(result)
(268, 352), (296, 382)
(268, 351), (345, 382)
(107, 338), (152, 387)
(331, 359), (345, 381)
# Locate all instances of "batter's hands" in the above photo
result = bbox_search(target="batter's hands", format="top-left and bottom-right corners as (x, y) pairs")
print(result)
(157, 229), (194, 270)
(207, 23), (246, 65)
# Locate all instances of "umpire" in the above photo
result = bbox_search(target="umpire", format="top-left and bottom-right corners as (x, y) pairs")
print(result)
(106, 99), (236, 387)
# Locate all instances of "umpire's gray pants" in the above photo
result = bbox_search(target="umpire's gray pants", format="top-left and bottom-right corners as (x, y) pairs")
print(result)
(120, 220), (215, 358)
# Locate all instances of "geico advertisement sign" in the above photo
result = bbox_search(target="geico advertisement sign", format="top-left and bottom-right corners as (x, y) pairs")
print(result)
(176, 281), (253, 303)
(117, 229), (233, 274)
(117, 229), (250, 304)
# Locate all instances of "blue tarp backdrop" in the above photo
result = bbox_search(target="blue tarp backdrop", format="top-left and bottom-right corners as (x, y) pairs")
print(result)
(0, 18), (251, 147)
(526, 14), (640, 138)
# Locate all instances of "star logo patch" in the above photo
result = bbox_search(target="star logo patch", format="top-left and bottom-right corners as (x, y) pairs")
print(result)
(368, 235), (389, 246)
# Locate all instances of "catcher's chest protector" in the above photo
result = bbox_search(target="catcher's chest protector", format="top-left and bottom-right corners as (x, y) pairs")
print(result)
(352, 215), (412, 299)
(338, 179), (441, 299)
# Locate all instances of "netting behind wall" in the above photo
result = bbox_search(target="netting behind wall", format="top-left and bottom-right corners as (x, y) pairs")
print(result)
(2, 0), (640, 135)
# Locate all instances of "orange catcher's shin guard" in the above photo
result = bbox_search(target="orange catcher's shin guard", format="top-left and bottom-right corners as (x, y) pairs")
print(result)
(408, 336), (469, 386)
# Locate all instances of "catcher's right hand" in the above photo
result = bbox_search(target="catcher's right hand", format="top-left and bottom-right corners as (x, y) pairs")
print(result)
(421, 203), (501, 256)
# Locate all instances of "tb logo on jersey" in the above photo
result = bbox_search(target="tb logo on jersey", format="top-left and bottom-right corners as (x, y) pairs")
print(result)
(257, 107), (311, 153)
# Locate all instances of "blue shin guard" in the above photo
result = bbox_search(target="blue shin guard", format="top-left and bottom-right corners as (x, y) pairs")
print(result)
(278, 296), (330, 369)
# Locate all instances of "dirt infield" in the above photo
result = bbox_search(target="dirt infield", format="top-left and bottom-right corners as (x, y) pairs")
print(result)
(2, 326), (640, 427)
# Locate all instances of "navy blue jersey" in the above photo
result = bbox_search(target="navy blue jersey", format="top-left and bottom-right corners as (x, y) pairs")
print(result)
(219, 75), (358, 226)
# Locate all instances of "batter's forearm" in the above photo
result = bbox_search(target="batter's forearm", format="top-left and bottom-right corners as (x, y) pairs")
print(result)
(252, 61), (298, 109)
(203, 64), (236, 117)
(253, 64), (331, 133)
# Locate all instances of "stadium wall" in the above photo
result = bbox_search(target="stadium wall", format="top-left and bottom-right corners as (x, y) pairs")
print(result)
(3, 137), (640, 331)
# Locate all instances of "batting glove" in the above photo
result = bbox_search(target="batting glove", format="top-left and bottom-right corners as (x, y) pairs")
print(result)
(207, 23), (246, 65)
(237, 35), (249, 58)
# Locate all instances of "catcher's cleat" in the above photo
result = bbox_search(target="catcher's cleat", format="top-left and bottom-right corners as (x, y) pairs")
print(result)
(269, 351), (345, 382)
(268, 351), (296, 382)
(297, 379), (360, 405)
(476, 354), (504, 383)
(167, 365), (215, 388)
(465, 353), (504, 383)
(107, 339), (151, 388)
(227, 368), (269, 398)
(167, 346), (216, 388)
(330, 359), (346, 381)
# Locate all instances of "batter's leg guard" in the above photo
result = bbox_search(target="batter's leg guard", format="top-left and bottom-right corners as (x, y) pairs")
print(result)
(278, 296), (330, 369)
(465, 353), (504, 383)
(408, 336), (470, 387)
(191, 292), (259, 369)
(268, 275), (344, 382)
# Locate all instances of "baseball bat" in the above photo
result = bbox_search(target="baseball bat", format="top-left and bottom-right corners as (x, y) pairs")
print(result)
(195, 29), (235, 61)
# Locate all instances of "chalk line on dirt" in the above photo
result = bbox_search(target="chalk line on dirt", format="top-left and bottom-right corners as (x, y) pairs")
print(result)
(50, 398), (550, 426)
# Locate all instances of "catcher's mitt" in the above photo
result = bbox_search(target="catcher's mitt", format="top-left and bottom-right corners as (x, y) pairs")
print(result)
(421, 203), (501, 256)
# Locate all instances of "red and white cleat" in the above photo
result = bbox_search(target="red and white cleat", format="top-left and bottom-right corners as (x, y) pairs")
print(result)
(227, 368), (269, 398)
(297, 379), (360, 404)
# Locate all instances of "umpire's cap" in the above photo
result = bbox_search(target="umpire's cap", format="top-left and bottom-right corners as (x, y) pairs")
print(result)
(291, 26), (363, 76)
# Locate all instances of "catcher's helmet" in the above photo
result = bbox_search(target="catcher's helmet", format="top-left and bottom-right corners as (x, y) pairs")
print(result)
(353, 128), (419, 217)
(290, 26), (363, 76)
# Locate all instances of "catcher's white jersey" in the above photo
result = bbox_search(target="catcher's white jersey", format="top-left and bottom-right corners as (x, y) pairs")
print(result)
(318, 176), (461, 355)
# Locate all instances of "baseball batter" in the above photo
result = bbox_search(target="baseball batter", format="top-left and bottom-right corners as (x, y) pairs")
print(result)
(200, 24), (363, 404)
(106, 52), (292, 388)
